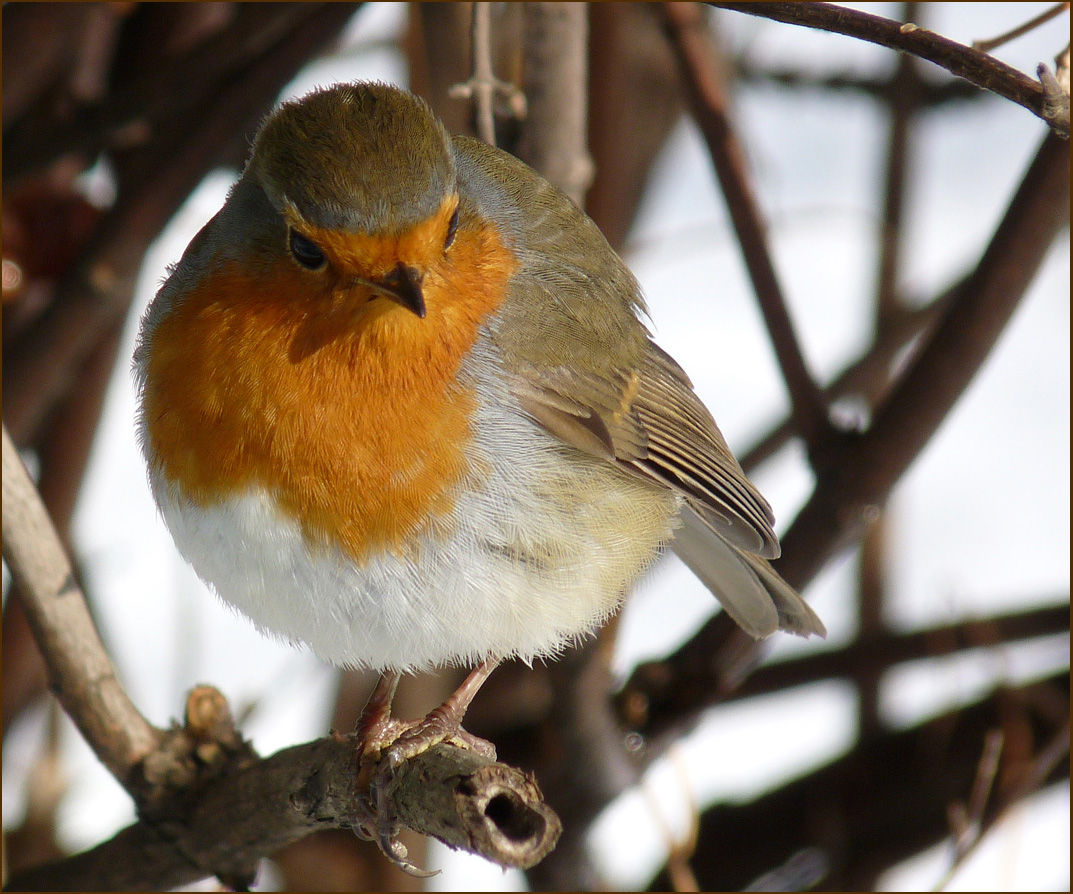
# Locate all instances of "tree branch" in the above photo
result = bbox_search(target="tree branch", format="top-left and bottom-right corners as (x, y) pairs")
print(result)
(663, 2), (833, 453)
(586, 2), (683, 251)
(777, 129), (1069, 592)
(731, 59), (982, 106)
(518, 2), (594, 205)
(1, 425), (162, 788)
(3, 3), (360, 445)
(650, 669), (1069, 891)
(620, 600), (1070, 748)
(447, 2), (527, 147)
(709, 1), (1069, 138)
(4, 733), (560, 891)
(4, 421), (561, 885)
(740, 285), (955, 473)
(972, 1), (1069, 54)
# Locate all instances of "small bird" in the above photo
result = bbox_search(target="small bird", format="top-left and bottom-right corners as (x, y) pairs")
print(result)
(135, 81), (824, 861)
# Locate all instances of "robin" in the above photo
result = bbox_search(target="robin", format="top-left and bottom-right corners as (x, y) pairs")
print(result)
(134, 81), (824, 863)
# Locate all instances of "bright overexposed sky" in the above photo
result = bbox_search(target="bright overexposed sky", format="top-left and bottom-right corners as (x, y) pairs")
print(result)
(3, 4), (1068, 891)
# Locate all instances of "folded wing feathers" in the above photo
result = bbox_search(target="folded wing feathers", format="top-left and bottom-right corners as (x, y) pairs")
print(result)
(509, 340), (825, 639)
(631, 352), (782, 558)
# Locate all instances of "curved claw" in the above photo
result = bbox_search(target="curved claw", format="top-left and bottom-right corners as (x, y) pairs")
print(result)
(382, 834), (439, 879)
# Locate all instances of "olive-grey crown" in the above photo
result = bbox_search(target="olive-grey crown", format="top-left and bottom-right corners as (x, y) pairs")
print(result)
(248, 82), (457, 236)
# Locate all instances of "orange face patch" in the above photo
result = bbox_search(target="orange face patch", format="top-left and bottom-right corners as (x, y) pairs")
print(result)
(142, 211), (518, 561)
(284, 196), (458, 281)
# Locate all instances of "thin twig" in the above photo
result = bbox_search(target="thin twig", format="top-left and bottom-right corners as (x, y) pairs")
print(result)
(937, 722), (1071, 890)
(972, 2), (1069, 54)
(448, 2), (527, 147)
(470, 2), (495, 144)
(662, 2), (832, 453)
(731, 61), (982, 105)
(942, 729), (1004, 883)
(709, 2), (1068, 137)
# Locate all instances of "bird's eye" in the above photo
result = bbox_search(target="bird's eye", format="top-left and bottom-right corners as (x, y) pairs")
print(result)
(444, 207), (460, 251)
(289, 229), (326, 270)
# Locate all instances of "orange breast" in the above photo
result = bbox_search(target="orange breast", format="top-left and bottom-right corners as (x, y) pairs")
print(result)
(142, 219), (517, 561)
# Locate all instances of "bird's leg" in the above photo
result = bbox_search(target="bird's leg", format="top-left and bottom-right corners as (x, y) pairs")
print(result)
(353, 660), (500, 873)
(355, 670), (403, 756)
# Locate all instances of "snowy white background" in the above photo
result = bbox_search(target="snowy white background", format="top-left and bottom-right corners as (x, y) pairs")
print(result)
(3, 3), (1068, 890)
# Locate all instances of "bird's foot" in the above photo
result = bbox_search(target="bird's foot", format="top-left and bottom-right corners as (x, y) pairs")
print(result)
(352, 663), (499, 874)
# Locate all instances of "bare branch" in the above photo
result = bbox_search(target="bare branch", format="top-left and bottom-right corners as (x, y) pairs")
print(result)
(516, 3), (594, 204)
(456, 2), (498, 144)
(524, 639), (639, 891)
(731, 59), (982, 105)
(710, 1), (1069, 137)
(663, 2), (833, 453)
(586, 2), (683, 250)
(448, 2), (527, 147)
(943, 729), (1005, 879)
(858, 0), (925, 738)
(650, 670), (1069, 891)
(3, 419), (561, 883)
(4, 734), (560, 891)
(621, 601), (1070, 748)
(775, 130), (1069, 593)
(3, 4), (360, 445)
(972, 2), (1069, 54)
(741, 286), (955, 473)
(939, 719), (1071, 889)
(873, 1), (925, 327)
(1, 425), (162, 787)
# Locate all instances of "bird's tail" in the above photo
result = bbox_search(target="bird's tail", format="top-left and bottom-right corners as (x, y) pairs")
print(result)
(671, 505), (826, 639)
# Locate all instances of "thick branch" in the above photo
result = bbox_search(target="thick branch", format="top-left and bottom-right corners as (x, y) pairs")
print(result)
(3, 423), (560, 886)
(586, 2), (683, 251)
(621, 600), (1070, 746)
(777, 130), (1069, 591)
(4, 735), (560, 891)
(651, 669), (1069, 891)
(517, 2), (593, 204)
(3, 319), (124, 738)
(710, 2), (1069, 137)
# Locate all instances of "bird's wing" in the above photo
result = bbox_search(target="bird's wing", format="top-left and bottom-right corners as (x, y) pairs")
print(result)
(511, 339), (826, 640)
(512, 338), (781, 559)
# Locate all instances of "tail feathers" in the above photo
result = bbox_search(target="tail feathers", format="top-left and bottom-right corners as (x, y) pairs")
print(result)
(672, 506), (826, 640)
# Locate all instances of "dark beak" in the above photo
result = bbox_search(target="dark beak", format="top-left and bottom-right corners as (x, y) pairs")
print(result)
(374, 263), (426, 318)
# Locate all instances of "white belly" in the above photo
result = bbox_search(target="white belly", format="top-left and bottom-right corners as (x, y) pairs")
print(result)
(147, 338), (678, 672)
